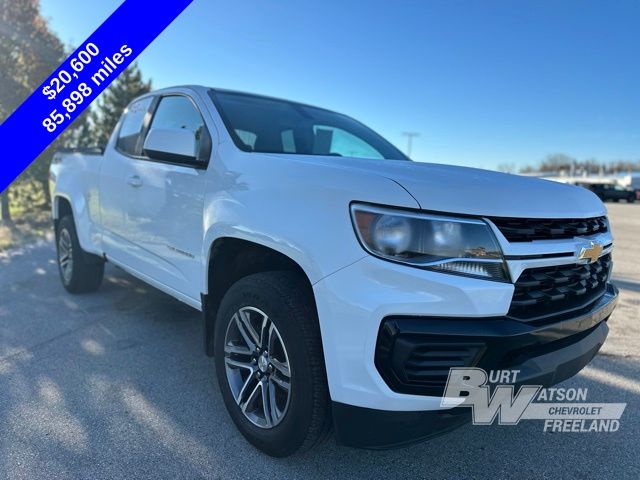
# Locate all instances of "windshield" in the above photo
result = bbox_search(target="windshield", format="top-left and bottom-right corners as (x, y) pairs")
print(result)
(209, 90), (408, 160)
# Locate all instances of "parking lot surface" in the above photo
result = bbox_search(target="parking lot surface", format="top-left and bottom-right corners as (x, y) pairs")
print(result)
(1, 203), (639, 479)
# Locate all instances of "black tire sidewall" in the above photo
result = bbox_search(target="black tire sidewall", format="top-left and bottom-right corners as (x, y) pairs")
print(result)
(56, 215), (103, 293)
(56, 216), (79, 290)
(214, 272), (324, 457)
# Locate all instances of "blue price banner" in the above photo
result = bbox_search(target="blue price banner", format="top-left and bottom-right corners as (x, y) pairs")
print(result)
(0, 0), (193, 193)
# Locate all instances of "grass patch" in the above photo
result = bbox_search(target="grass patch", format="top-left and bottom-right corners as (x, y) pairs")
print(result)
(1, 179), (53, 252)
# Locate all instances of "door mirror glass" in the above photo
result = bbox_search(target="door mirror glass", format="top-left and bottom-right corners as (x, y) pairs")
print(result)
(143, 95), (211, 165)
(143, 128), (198, 163)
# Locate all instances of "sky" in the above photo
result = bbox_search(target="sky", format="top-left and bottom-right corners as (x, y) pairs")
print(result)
(40, 0), (640, 170)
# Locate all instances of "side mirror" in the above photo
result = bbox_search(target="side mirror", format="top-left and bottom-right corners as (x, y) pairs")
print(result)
(143, 128), (198, 164)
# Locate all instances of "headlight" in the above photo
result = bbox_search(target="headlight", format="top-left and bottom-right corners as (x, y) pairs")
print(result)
(350, 204), (509, 281)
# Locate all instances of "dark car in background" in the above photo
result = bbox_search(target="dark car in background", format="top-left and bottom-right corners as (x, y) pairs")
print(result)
(578, 183), (636, 203)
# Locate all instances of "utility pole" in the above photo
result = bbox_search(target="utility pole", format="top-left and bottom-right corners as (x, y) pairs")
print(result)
(402, 132), (420, 158)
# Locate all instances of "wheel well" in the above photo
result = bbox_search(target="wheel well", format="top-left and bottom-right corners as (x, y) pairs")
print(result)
(203, 237), (315, 356)
(54, 197), (73, 229)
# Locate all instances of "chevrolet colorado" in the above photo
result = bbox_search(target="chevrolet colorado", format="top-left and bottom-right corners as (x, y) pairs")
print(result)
(50, 86), (617, 456)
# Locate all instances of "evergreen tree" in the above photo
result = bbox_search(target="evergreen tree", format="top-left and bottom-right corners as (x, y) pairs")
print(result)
(90, 63), (152, 147)
(64, 109), (95, 149)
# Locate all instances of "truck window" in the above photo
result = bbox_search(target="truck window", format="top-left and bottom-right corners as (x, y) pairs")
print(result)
(147, 95), (206, 154)
(236, 129), (257, 149)
(210, 90), (408, 160)
(116, 97), (153, 155)
(312, 125), (384, 159)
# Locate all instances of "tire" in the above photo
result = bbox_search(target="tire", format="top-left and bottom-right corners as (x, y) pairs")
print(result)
(214, 271), (331, 457)
(56, 215), (104, 293)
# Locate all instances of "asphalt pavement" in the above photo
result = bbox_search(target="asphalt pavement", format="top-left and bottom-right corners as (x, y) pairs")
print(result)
(1, 203), (639, 479)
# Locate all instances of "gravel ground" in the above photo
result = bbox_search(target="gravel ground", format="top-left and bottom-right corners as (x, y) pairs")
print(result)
(0, 203), (638, 479)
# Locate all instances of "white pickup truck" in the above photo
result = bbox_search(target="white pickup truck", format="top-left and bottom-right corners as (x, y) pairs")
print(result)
(50, 86), (618, 456)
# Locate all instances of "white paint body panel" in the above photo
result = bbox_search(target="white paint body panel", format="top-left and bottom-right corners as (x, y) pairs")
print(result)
(50, 85), (613, 412)
(103, 157), (206, 302)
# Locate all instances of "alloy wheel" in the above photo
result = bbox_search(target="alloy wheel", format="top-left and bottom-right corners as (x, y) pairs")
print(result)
(223, 306), (292, 428)
(58, 228), (74, 284)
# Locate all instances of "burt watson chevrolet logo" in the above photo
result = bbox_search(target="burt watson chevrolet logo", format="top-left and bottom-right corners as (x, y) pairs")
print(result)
(578, 241), (604, 264)
(441, 368), (626, 432)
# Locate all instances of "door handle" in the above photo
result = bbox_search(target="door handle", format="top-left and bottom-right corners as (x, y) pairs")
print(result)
(126, 175), (143, 188)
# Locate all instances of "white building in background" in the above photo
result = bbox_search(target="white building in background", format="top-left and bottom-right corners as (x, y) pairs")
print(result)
(619, 173), (640, 190)
(537, 172), (640, 190)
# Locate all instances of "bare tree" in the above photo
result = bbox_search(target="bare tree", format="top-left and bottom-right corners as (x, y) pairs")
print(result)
(516, 155), (640, 176)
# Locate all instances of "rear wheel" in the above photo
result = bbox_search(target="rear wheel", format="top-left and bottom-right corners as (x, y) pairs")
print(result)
(56, 215), (104, 293)
(214, 271), (330, 457)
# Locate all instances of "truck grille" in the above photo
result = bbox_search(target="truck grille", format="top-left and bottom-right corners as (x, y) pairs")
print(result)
(508, 254), (612, 322)
(489, 216), (608, 242)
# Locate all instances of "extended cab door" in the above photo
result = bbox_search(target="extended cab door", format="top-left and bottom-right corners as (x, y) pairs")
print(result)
(99, 96), (155, 264)
(101, 93), (211, 306)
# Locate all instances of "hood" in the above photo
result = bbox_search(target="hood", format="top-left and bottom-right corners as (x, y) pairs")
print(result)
(264, 154), (606, 218)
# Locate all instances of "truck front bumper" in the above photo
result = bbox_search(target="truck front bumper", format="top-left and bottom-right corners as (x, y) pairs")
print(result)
(313, 256), (617, 448)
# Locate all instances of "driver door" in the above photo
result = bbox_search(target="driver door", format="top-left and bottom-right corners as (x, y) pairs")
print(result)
(123, 94), (211, 304)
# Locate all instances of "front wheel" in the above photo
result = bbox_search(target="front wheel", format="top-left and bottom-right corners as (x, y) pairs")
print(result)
(56, 215), (104, 293)
(214, 271), (331, 457)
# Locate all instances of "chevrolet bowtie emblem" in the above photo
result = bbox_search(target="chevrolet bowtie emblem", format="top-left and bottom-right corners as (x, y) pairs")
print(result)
(578, 242), (603, 264)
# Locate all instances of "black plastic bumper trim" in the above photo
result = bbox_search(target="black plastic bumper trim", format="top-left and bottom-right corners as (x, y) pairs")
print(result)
(375, 283), (618, 396)
(332, 402), (470, 449)
(334, 284), (617, 449)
